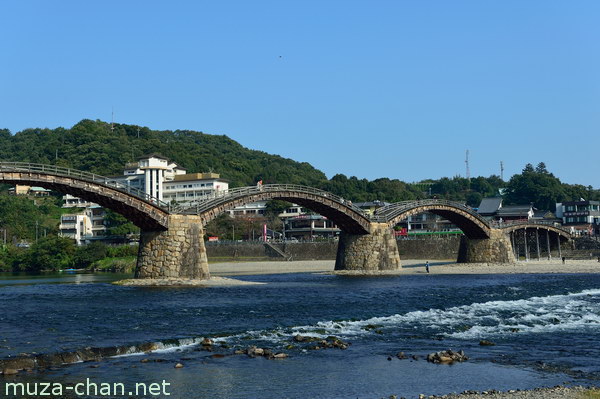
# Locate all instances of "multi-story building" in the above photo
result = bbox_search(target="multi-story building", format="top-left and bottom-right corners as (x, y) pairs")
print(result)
(556, 200), (600, 235)
(59, 206), (108, 245)
(59, 213), (92, 245)
(116, 154), (187, 201)
(163, 173), (228, 205)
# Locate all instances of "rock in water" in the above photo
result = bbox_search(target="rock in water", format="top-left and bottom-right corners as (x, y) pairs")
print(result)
(426, 349), (468, 364)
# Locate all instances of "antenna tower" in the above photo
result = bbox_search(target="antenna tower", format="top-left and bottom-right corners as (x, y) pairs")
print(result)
(465, 150), (470, 179)
(500, 161), (505, 181)
(111, 107), (114, 131)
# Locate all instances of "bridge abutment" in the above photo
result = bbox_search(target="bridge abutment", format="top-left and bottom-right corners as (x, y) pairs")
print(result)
(457, 230), (515, 264)
(135, 215), (210, 279)
(335, 223), (401, 271)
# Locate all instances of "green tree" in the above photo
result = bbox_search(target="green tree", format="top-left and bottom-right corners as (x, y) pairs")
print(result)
(505, 163), (566, 211)
(73, 241), (108, 268)
(104, 210), (138, 236)
(22, 235), (76, 271)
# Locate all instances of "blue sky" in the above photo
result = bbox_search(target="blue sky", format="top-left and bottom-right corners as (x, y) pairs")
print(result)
(1, 1), (599, 187)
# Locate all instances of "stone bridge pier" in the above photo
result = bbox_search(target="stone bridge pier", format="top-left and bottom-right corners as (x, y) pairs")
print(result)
(335, 223), (401, 271)
(135, 215), (210, 279)
(457, 229), (515, 264)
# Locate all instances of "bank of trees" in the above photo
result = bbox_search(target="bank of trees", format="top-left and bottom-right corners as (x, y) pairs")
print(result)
(0, 237), (138, 272)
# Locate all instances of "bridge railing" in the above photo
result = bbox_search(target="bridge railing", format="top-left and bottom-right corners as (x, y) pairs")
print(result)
(490, 219), (573, 234)
(178, 184), (369, 217)
(0, 162), (172, 211)
(371, 199), (486, 224)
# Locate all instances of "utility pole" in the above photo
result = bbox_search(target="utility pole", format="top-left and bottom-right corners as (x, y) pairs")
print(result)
(111, 107), (115, 131)
(35, 220), (39, 243)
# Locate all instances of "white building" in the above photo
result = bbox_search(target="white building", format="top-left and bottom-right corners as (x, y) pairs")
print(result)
(117, 154), (187, 201)
(59, 213), (91, 245)
(163, 173), (229, 205)
(59, 206), (107, 245)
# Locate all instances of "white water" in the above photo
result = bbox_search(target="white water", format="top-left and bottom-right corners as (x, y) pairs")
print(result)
(220, 288), (600, 344)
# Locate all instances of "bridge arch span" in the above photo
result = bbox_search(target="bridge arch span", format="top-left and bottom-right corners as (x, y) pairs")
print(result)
(0, 163), (169, 230)
(182, 185), (372, 234)
(375, 200), (492, 239)
(496, 222), (573, 240)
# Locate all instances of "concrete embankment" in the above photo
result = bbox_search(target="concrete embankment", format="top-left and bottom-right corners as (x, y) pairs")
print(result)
(206, 236), (462, 262)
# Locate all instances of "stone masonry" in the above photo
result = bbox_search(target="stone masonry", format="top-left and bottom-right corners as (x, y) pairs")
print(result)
(335, 223), (401, 271)
(457, 229), (515, 264)
(135, 214), (210, 279)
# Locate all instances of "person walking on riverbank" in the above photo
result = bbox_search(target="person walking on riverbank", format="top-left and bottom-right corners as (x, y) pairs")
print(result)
(425, 261), (430, 273)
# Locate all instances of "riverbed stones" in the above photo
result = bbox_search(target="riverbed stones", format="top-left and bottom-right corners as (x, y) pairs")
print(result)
(135, 215), (209, 280)
(335, 223), (401, 271)
(235, 346), (288, 360)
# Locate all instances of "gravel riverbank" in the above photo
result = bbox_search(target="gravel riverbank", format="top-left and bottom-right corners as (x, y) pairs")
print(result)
(403, 385), (597, 399)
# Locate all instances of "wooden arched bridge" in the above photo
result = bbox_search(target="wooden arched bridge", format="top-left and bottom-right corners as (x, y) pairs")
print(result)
(0, 162), (573, 280)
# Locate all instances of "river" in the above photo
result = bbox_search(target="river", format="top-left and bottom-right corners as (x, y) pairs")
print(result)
(1, 270), (599, 398)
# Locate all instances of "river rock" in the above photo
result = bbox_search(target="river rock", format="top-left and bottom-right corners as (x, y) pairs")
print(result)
(174, 363), (184, 368)
(2, 369), (19, 375)
(246, 346), (266, 357)
(479, 340), (496, 346)
(272, 353), (288, 359)
(426, 349), (468, 364)
(201, 338), (213, 347)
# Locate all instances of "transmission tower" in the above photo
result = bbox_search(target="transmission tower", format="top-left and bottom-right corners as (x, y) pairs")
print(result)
(465, 150), (470, 180)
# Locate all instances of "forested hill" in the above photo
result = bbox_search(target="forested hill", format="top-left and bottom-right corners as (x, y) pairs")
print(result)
(0, 119), (327, 188)
(0, 120), (597, 208)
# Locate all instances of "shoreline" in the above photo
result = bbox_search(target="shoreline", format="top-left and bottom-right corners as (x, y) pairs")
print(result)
(208, 258), (600, 277)
(109, 258), (600, 286)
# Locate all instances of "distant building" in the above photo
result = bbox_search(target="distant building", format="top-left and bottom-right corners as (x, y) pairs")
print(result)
(59, 213), (91, 245)
(8, 185), (51, 196)
(115, 154), (187, 201)
(283, 215), (340, 240)
(395, 213), (460, 234)
(354, 200), (390, 215)
(477, 197), (537, 222)
(163, 173), (229, 205)
(495, 205), (534, 221)
(227, 201), (267, 218)
(476, 197), (503, 218)
(556, 200), (600, 235)
(59, 206), (108, 245)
